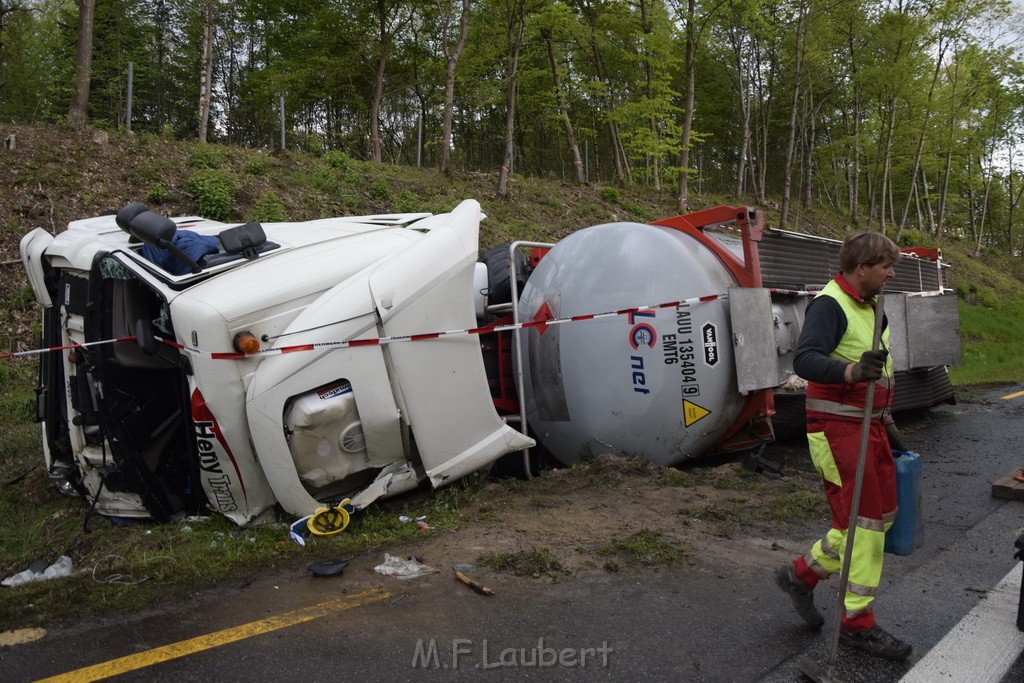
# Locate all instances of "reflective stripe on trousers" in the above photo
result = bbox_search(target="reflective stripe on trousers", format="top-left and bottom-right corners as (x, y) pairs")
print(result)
(805, 516), (894, 617)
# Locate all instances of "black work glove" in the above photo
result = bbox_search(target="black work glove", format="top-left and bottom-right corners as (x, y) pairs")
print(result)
(849, 349), (888, 383)
(885, 419), (907, 452)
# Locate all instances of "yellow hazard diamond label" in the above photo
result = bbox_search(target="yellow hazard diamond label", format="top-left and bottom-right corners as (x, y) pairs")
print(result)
(683, 400), (711, 427)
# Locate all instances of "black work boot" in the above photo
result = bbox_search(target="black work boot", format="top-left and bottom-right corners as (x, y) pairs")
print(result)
(839, 625), (913, 660)
(775, 564), (825, 629)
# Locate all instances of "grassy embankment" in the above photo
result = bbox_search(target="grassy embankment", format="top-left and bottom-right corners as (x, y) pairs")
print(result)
(903, 228), (1024, 386)
(0, 125), (1022, 631)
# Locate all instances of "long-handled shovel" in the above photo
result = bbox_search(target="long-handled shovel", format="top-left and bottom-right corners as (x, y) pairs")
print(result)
(798, 295), (886, 683)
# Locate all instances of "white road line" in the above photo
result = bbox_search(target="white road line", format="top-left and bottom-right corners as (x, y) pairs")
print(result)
(900, 562), (1024, 682)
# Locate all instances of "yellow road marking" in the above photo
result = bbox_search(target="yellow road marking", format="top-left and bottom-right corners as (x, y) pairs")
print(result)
(35, 587), (390, 683)
(1002, 389), (1024, 400)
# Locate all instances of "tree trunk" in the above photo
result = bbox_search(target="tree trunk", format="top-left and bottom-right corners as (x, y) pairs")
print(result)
(542, 27), (584, 183)
(639, 0), (659, 190)
(727, 22), (751, 198)
(677, 0), (696, 211)
(847, 27), (861, 225)
(585, 14), (627, 184)
(801, 90), (815, 211)
(370, 50), (386, 162)
(198, 0), (215, 142)
(369, 1), (402, 164)
(155, 0), (168, 129)
(1008, 146), (1024, 256)
(779, 2), (807, 228)
(966, 153), (977, 241)
(878, 95), (897, 234)
(937, 147), (953, 237)
(866, 174), (875, 223)
(936, 52), (963, 238)
(912, 179), (923, 231)
(749, 27), (775, 206)
(920, 166), (935, 234)
(496, 1), (525, 198)
(440, 0), (471, 177)
(67, 0), (96, 130)
(896, 41), (946, 242)
(975, 155), (993, 257)
(975, 124), (998, 256)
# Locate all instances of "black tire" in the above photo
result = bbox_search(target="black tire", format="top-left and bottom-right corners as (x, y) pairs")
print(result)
(480, 243), (530, 306)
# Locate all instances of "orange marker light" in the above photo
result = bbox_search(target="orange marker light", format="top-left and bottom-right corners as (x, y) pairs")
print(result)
(233, 332), (261, 355)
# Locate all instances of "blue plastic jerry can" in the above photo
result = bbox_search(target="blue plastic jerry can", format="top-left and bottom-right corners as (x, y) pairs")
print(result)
(885, 450), (924, 555)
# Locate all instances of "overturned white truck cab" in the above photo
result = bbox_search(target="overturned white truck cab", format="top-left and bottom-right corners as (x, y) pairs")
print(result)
(19, 201), (960, 526)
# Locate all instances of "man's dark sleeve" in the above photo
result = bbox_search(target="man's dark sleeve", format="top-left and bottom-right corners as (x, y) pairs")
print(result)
(793, 297), (849, 384)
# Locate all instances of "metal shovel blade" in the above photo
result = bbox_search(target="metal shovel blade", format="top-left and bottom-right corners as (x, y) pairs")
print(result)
(797, 656), (841, 683)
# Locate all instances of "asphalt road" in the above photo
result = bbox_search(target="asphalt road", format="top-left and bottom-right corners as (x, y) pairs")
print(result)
(3, 382), (1024, 683)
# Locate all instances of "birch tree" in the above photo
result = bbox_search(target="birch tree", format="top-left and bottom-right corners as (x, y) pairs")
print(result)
(198, 0), (215, 141)
(496, 0), (528, 197)
(778, 0), (809, 228)
(439, 0), (471, 176)
(67, 0), (96, 130)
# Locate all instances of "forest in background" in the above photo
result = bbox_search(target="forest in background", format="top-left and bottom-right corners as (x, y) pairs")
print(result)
(1, 0), (1023, 251)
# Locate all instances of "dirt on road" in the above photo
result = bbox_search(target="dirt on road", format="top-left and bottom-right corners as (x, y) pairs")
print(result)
(384, 449), (827, 585)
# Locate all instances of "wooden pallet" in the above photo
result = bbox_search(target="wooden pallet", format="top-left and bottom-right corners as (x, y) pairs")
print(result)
(991, 469), (1024, 500)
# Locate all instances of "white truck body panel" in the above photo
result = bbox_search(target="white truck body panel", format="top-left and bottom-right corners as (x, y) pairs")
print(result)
(22, 199), (533, 525)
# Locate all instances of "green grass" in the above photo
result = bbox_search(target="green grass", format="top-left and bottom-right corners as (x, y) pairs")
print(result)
(0, 364), (38, 463)
(950, 301), (1024, 385)
(713, 472), (762, 492)
(757, 485), (829, 522)
(596, 529), (689, 568)
(690, 502), (745, 524)
(477, 548), (564, 579)
(0, 365), (487, 632)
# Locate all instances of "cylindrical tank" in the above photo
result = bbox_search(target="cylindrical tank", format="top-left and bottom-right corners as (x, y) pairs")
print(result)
(516, 222), (746, 466)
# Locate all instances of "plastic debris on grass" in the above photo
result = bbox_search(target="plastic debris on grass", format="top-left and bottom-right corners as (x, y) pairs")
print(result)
(289, 515), (314, 546)
(399, 515), (427, 523)
(398, 514), (434, 531)
(2, 556), (73, 588)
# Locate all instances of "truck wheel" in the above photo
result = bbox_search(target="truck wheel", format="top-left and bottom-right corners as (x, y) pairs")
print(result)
(480, 243), (530, 306)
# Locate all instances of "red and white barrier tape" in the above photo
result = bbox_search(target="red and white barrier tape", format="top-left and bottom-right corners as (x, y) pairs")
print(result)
(168, 292), (733, 360)
(0, 336), (139, 360)
(0, 286), (948, 361)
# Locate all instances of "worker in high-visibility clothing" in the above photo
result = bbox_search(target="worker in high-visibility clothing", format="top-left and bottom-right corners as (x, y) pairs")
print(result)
(775, 231), (912, 661)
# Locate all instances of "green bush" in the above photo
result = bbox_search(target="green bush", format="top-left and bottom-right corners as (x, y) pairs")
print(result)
(291, 132), (324, 157)
(245, 154), (273, 176)
(250, 191), (287, 223)
(146, 182), (167, 204)
(323, 150), (350, 171)
(621, 201), (655, 222)
(188, 144), (227, 169)
(393, 190), (423, 214)
(186, 169), (235, 220)
(369, 178), (391, 201)
(599, 186), (620, 203)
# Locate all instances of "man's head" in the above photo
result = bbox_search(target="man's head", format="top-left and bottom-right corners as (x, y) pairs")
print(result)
(839, 231), (900, 299)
